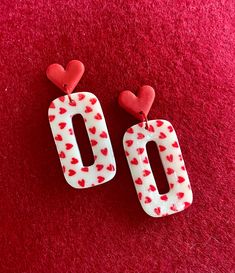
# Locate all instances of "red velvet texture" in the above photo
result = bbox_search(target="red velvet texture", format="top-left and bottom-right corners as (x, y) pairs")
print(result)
(0, 1), (234, 272)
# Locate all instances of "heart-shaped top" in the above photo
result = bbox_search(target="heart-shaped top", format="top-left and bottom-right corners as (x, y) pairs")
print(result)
(46, 60), (85, 94)
(118, 85), (155, 121)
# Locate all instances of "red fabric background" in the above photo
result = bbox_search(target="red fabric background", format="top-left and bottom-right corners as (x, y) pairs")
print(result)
(0, 1), (234, 272)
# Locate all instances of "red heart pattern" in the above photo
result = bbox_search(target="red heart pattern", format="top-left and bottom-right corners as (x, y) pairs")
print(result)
(78, 179), (85, 187)
(94, 113), (102, 120)
(123, 119), (193, 217)
(137, 148), (144, 155)
(48, 92), (116, 188)
(59, 122), (67, 129)
(96, 164), (104, 171)
(148, 185), (156, 192)
(71, 158), (79, 164)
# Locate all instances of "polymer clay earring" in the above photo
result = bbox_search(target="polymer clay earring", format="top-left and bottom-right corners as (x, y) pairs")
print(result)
(119, 85), (193, 217)
(47, 60), (116, 188)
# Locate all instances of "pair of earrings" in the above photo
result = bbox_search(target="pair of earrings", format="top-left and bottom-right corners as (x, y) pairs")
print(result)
(47, 60), (193, 218)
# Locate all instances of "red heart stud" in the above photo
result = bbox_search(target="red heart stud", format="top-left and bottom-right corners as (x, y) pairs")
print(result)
(118, 85), (155, 121)
(46, 60), (85, 94)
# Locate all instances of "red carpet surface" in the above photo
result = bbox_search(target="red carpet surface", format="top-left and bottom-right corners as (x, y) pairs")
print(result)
(0, 1), (234, 272)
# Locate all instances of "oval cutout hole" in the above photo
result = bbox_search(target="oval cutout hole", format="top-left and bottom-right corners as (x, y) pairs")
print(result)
(72, 114), (94, 166)
(146, 141), (170, 194)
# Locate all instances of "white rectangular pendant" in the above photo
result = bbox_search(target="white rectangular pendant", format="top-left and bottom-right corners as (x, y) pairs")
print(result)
(123, 120), (193, 217)
(48, 92), (116, 188)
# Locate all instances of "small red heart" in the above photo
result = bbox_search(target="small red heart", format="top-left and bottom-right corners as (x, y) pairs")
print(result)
(166, 154), (173, 162)
(107, 164), (115, 171)
(167, 168), (174, 175)
(59, 108), (67, 114)
(138, 192), (142, 200)
(143, 170), (151, 177)
(49, 115), (55, 122)
(143, 157), (149, 164)
(131, 158), (138, 165)
(71, 158), (78, 164)
(65, 143), (73, 150)
(59, 96), (65, 102)
(100, 131), (107, 138)
(68, 169), (76, 176)
(49, 102), (55, 108)
(59, 151), (66, 158)
(101, 148), (108, 156)
(170, 204), (178, 211)
(94, 113), (102, 120)
(160, 195), (168, 201)
(154, 207), (161, 215)
(137, 148), (144, 155)
(159, 145), (166, 152)
(178, 176), (185, 183)
(90, 98), (97, 105)
(89, 127), (96, 134)
(78, 93), (85, 100)
(177, 192), (184, 199)
(46, 60), (85, 94)
(148, 125), (155, 132)
(184, 202), (191, 209)
(78, 179), (85, 187)
(55, 134), (62, 141)
(137, 133), (145, 139)
(97, 176), (105, 183)
(144, 196), (152, 204)
(59, 122), (66, 129)
(127, 127), (134, 134)
(90, 139), (98, 146)
(172, 141), (179, 148)
(135, 178), (142, 185)
(118, 85), (155, 121)
(148, 185), (156, 192)
(85, 106), (93, 113)
(168, 126), (173, 132)
(81, 167), (89, 172)
(156, 120), (164, 127)
(96, 164), (104, 171)
(159, 132), (167, 139)
(69, 100), (76, 106)
(125, 140), (133, 147)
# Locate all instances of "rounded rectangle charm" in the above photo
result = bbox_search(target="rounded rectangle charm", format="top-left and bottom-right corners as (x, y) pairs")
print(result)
(48, 92), (116, 189)
(123, 120), (193, 217)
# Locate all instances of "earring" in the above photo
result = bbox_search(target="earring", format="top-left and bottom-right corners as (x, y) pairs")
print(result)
(47, 60), (116, 188)
(119, 85), (193, 217)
